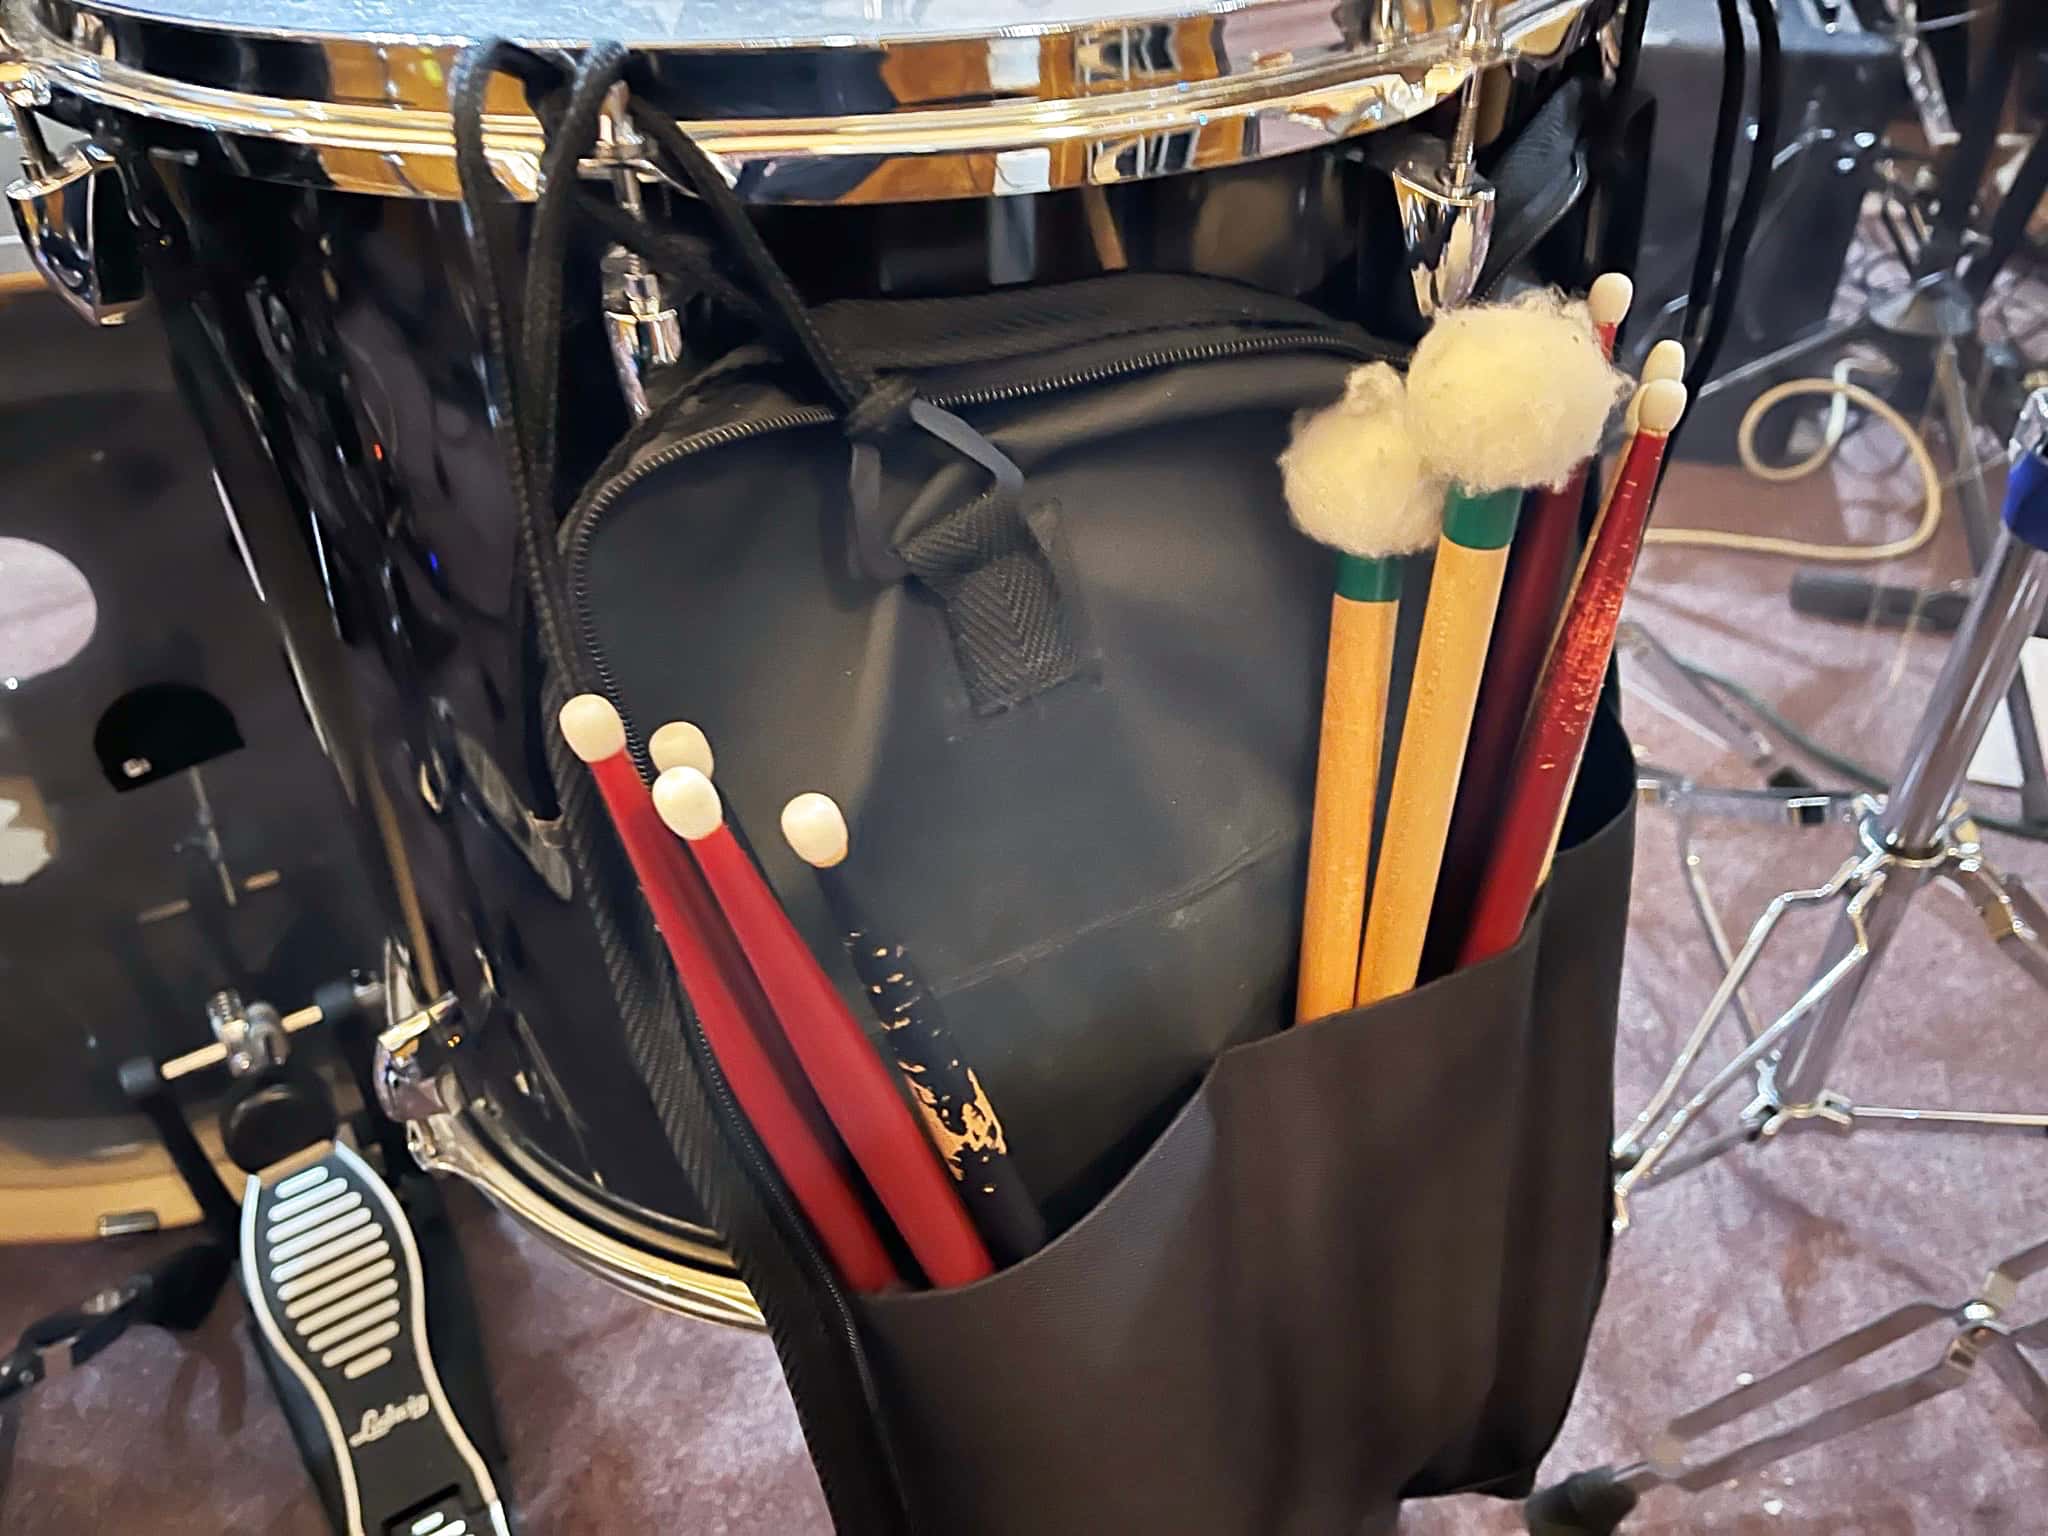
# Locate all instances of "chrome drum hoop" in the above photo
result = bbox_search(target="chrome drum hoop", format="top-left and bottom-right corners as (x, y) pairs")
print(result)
(1, 0), (1596, 203)
(378, 950), (763, 1329)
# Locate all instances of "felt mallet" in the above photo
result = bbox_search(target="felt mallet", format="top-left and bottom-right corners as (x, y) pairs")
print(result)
(1280, 363), (1446, 1024)
(557, 697), (899, 1293)
(654, 766), (995, 1288)
(1457, 377), (1690, 967)
(1355, 291), (1628, 1006)
(782, 792), (1047, 1266)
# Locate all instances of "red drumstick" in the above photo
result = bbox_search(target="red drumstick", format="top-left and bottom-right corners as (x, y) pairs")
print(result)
(558, 697), (899, 1293)
(653, 766), (995, 1288)
(1457, 378), (1689, 967)
(1426, 279), (1638, 972)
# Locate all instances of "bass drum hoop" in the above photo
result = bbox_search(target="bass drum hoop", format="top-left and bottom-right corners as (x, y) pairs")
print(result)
(381, 951), (761, 1329)
(406, 1087), (764, 1329)
(0, 0), (1595, 203)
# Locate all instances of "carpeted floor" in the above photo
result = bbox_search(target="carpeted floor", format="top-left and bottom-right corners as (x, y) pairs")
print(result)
(6, 432), (2047, 1531)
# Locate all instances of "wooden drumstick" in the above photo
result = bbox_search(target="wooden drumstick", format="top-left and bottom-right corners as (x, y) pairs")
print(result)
(1458, 379), (1690, 967)
(1353, 483), (1523, 1005)
(782, 792), (1047, 1266)
(1357, 292), (1627, 1005)
(1426, 285), (1645, 971)
(654, 766), (995, 1288)
(557, 697), (899, 1293)
(1280, 363), (1445, 1024)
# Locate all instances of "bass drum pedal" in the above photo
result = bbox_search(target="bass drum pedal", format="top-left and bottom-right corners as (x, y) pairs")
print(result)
(124, 984), (511, 1536)
(243, 1139), (508, 1536)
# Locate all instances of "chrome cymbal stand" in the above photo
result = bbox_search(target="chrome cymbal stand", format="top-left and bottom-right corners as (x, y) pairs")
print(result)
(1520, 399), (2048, 1536)
(1610, 391), (2048, 1228)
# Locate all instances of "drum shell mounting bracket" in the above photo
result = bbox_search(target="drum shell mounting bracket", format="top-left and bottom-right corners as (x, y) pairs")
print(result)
(4, 68), (146, 324)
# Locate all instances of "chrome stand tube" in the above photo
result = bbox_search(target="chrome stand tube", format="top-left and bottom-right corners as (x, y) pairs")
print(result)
(1614, 390), (2048, 1228)
(1774, 523), (2048, 1105)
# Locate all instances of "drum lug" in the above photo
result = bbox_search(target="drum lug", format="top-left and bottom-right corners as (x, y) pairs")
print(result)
(373, 989), (462, 1125)
(371, 957), (762, 1327)
(1369, 2), (1500, 324)
(4, 89), (147, 326)
(595, 84), (683, 420)
(1385, 139), (1497, 320)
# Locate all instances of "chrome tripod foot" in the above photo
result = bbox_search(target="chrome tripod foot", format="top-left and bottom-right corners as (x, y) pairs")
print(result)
(1945, 855), (2048, 988)
(1541, 1237), (2048, 1526)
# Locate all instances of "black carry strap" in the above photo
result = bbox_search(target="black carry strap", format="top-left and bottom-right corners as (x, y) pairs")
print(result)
(453, 42), (1071, 720)
(897, 490), (1080, 715)
(450, 47), (918, 1534)
(450, 41), (598, 691)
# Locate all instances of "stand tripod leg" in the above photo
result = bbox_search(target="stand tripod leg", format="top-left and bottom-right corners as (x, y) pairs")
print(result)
(1981, 1339), (2048, 1434)
(1531, 1234), (2048, 1532)
(1944, 860), (2048, 988)
(1613, 871), (1881, 1218)
(1615, 856), (1863, 1162)
(1676, 820), (1763, 1042)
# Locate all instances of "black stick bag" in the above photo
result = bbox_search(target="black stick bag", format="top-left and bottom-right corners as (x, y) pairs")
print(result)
(461, 45), (1634, 1535)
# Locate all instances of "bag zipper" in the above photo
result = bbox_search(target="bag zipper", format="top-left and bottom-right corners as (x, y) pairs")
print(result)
(567, 325), (1391, 756)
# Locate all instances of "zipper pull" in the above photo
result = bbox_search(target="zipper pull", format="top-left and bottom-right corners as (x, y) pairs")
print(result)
(843, 383), (1026, 583)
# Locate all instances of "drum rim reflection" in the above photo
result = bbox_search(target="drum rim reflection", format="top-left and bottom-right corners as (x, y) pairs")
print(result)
(2, 0), (1594, 204)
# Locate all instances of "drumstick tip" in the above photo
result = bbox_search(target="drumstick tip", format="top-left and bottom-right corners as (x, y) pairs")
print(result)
(781, 793), (850, 869)
(1643, 339), (1687, 384)
(1589, 273), (1634, 330)
(649, 720), (715, 778)
(653, 765), (723, 841)
(1637, 378), (1689, 436)
(559, 694), (626, 763)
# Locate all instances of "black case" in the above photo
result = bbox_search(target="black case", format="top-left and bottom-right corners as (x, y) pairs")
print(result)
(566, 274), (1635, 1533)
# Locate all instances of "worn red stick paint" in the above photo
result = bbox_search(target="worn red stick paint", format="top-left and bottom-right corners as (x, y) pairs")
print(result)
(1458, 381), (1686, 966)
(1427, 282), (1636, 973)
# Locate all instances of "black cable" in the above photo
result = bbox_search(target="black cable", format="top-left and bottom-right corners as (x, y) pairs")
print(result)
(571, 190), (768, 323)
(624, 96), (866, 410)
(450, 43), (590, 690)
(1682, 0), (1781, 403)
(1966, 128), (2048, 302)
(1685, 0), (1747, 354)
(1605, 0), (1654, 139)
(517, 42), (630, 577)
(1659, 652), (2048, 842)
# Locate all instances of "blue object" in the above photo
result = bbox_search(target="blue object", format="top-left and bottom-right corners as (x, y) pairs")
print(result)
(2005, 444), (2048, 554)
